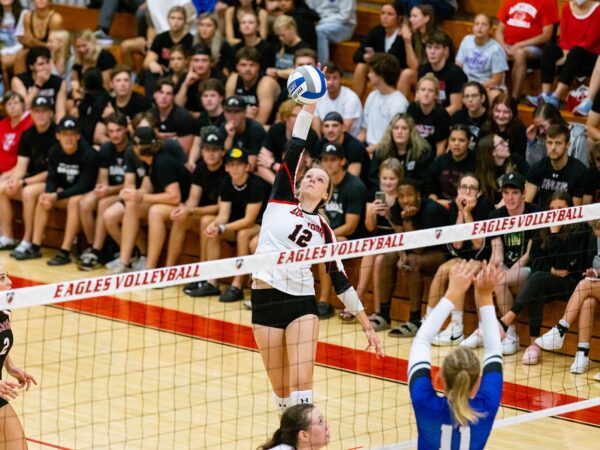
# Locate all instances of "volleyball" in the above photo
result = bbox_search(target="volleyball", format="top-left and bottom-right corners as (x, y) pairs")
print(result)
(286, 65), (327, 105)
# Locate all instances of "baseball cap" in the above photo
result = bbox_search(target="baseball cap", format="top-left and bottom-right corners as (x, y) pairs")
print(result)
(320, 142), (345, 159)
(57, 116), (80, 132)
(31, 95), (53, 110)
(201, 126), (225, 148)
(225, 147), (249, 164)
(133, 127), (157, 146)
(498, 172), (525, 191)
(323, 111), (343, 124)
(223, 96), (247, 112)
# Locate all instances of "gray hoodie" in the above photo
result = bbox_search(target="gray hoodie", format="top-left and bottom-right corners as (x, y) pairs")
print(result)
(306, 0), (357, 26)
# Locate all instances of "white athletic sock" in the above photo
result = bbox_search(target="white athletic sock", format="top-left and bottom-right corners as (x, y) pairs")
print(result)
(507, 325), (517, 338)
(559, 319), (570, 329)
(290, 390), (313, 406)
(451, 310), (463, 325)
(272, 392), (291, 414)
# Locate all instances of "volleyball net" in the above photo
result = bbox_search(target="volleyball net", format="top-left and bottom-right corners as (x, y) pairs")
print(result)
(4, 204), (600, 449)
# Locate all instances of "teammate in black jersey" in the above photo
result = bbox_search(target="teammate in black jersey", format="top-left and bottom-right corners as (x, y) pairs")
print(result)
(0, 266), (37, 448)
(251, 81), (383, 414)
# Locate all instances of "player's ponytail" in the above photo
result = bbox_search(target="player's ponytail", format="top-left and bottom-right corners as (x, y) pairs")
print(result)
(443, 347), (485, 427)
(257, 404), (314, 449)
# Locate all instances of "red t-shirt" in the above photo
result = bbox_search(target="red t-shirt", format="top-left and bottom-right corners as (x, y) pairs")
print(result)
(497, 0), (559, 45)
(0, 112), (32, 173)
(560, 2), (600, 54)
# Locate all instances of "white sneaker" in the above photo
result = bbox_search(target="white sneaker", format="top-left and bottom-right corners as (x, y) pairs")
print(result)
(535, 326), (565, 351)
(105, 255), (121, 270)
(570, 351), (590, 374)
(593, 372), (600, 381)
(131, 256), (147, 271)
(0, 235), (16, 249)
(502, 333), (520, 355)
(108, 261), (130, 275)
(242, 300), (252, 310)
(432, 322), (464, 346)
(461, 329), (484, 349)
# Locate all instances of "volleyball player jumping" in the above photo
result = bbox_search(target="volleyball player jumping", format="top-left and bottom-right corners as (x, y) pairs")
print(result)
(408, 260), (503, 449)
(251, 86), (383, 414)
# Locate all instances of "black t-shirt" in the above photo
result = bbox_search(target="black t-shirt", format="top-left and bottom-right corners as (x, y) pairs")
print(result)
(407, 102), (451, 150)
(98, 142), (130, 186)
(315, 133), (371, 186)
(447, 196), (494, 260)
(274, 40), (311, 69)
(195, 111), (225, 133)
(526, 156), (587, 208)
(366, 186), (395, 237)
(45, 142), (100, 200)
(153, 105), (195, 138)
(263, 122), (318, 161)
(17, 73), (62, 105)
(489, 202), (542, 266)
(176, 68), (226, 113)
(418, 61), (467, 107)
(324, 172), (368, 240)
(369, 147), (434, 187)
(18, 123), (57, 176)
(225, 118), (267, 156)
(390, 198), (450, 251)
(450, 108), (489, 149)
(110, 92), (152, 122)
(426, 151), (477, 200)
(232, 39), (275, 72)
(353, 25), (407, 67)
(191, 160), (227, 207)
(148, 150), (191, 202)
(583, 165), (600, 203)
(234, 74), (259, 107)
(497, 121), (527, 158)
(150, 31), (193, 68)
(219, 172), (268, 223)
(125, 139), (187, 187)
(73, 49), (116, 80)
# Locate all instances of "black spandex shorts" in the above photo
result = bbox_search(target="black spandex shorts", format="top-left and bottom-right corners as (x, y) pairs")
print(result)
(251, 288), (318, 329)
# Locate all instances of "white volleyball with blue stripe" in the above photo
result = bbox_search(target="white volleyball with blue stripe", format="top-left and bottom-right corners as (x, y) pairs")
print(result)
(286, 65), (327, 105)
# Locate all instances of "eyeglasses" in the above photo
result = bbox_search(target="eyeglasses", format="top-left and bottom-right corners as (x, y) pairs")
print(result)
(459, 184), (479, 192)
(493, 139), (509, 149)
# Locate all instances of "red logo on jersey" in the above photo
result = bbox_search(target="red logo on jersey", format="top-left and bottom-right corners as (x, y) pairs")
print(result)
(290, 207), (304, 218)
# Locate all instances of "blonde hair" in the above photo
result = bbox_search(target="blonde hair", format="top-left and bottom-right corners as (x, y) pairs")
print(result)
(73, 29), (102, 66)
(168, 5), (187, 22)
(195, 13), (223, 64)
(379, 157), (404, 182)
(442, 347), (485, 427)
(416, 73), (440, 100)
(278, 99), (299, 122)
(274, 15), (297, 33)
(49, 30), (72, 63)
(375, 113), (431, 164)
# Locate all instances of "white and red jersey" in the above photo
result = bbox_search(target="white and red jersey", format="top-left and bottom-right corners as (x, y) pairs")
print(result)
(253, 136), (352, 296)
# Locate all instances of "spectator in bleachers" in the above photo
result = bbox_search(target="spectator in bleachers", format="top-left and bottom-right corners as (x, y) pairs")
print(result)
(574, 56), (600, 116)
(456, 14), (508, 101)
(256, 99), (318, 185)
(139, 5), (193, 96)
(0, 0), (26, 90)
(93, 0), (147, 45)
(225, 0), (269, 47)
(582, 142), (600, 205)
(2, 96), (55, 256)
(386, 177), (449, 337)
(525, 123), (586, 207)
(76, 68), (112, 146)
(196, 77), (226, 132)
(314, 62), (363, 138)
(536, 216), (600, 377)
(352, 0), (410, 99)
(495, 0), (559, 100)
(346, 157), (403, 328)
(152, 77), (195, 154)
(475, 133), (528, 206)
(418, 30), (466, 116)
(222, 94), (267, 170)
(71, 29), (116, 98)
(77, 112), (131, 271)
(225, 46), (280, 125)
(11, 45), (66, 120)
(195, 12), (233, 75)
(360, 52), (408, 153)
(305, 0), (356, 65)
(276, 0), (319, 50)
(317, 142), (368, 319)
(231, 11), (275, 71)
(191, 147), (268, 301)
(164, 44), (189, 88)
(426, 124), (476, 207)
(266, 15), (310, 81)
(175, 44), (225, 116)
(397, 4), (438, 97)
(14, 116), (99, 265)
(368, 112), (433, 186)
(497, 191), (589, 365)
(400, 0), (455, 21)
(13, 0), (63, 75)
(316, 112), (370, 186)
(525, 103), (589, 167)
(103, 65), (152, 125)
(526, 0), (600, 109)
(47, 30), (74, 91)
(450, 82), (490, 149)
(168, 127), (227, 277)
(425, 173), (493, 346)
(482, 92), (526, 158)
(588, 91), (600, 144)
(462, 172), (539, 355)
(407, 73), (450, 156)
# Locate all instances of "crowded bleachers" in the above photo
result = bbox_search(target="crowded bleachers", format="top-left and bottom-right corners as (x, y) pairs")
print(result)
(1, 0), (600, 370)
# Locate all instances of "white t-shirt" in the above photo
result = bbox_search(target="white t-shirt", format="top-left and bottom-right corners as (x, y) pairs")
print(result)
(315, 86), (363, 137)
(363, 89), (408, 145)
(456, 35), (508, 87)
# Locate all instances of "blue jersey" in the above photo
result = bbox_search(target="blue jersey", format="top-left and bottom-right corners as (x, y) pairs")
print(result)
(410, 362), (502, 450)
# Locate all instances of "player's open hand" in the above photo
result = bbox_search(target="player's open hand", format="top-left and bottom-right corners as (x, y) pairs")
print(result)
(7, 366), (37, 391)
(0, 380), (19, 401)
(447, 259), (479, 297)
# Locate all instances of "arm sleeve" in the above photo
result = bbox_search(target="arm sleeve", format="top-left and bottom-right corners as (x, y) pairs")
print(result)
(57, 152), (100, 200)
(408, 297), (454, 385)
(480, 304), (503, 373)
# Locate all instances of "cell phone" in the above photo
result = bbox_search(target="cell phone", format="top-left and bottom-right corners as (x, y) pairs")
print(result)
(375, 191), (385, 202)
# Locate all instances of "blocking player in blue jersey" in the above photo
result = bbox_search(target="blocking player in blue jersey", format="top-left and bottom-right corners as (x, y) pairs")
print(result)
(408, 260), (504, 450)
